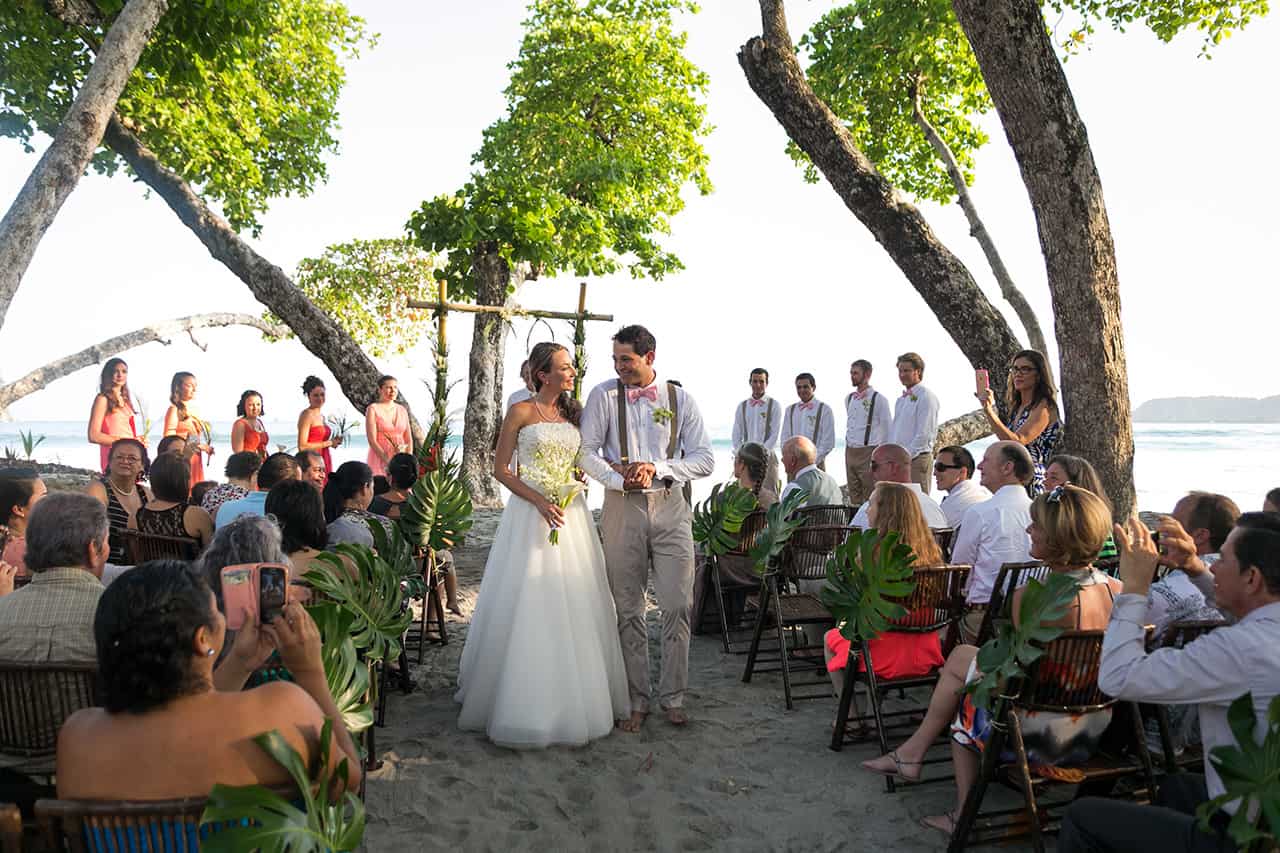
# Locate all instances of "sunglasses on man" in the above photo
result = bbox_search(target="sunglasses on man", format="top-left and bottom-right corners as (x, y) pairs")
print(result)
(934, 462), (964, 472)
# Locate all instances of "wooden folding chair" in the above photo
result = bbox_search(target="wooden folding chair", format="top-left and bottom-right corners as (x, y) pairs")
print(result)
(406, 551), (447, 664)
(121, 530), (200, 565)
(699, 510), (768, 655)
(948, 630), (1157, 852)
(933, 527), (956, 563)
(1147, 618), (1224, 774)
(0, 662), (100, 781)
(972, 561), (1049, 646)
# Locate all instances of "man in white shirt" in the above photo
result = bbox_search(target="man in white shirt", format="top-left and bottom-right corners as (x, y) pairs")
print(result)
(780, 373), (835, 471)
(579, 324), (714, 732)
(1144, 491), (1240, 633)
(505, 360), (536, 411)
(731, 368), (783, 454)
(934, 445), (991, 529)
(843, 359), (891, 508)
(949, 440), (1034, 643)
(779, 437), (843, 507)
(889, 352), (941, 493)
(1058, 512), (1280, 853)
(850, 443), (947, 529)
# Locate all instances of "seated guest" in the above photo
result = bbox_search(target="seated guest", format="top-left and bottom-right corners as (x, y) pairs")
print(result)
(324, 461), (393, 548)
(155, 434), (187, 457)
(950, 441), (1035, 643)
(934, 445), (990, 529)
(372, 475), (390, 497)
(780, 373), (836, 471)
(0, 468), (48, 577)
(1264, 487), (1280, 514)
(135, 454), (214, 547)
(201, 451), (261, 518)
(295, 449), (327, 490)
(863, 486), (1122, 835)
(1057, 512), (1280, 853)
(370, 453), (416, 519)
(734, 442), (779, 510)
(86, 438), (153, 565)
(55, 562), (363, 799)
(779, 436), (843, 506)
(215, 452), (300, 528)
(189, 480), (218, 509)
(265, 479), (329, 577)
(825, 483), (946, 710)
(1042, 454), (1118, 559)
(1142, 491), (1238, 633)
(850, 443), (947, 529)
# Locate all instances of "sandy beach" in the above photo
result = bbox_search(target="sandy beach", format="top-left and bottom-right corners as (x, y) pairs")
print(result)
(362, 510), (1023, 852)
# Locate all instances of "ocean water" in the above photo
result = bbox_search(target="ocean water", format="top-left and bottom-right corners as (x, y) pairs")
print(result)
(1, 420), (1274, 515)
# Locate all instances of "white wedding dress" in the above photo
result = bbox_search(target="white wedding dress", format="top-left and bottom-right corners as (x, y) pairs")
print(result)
(455, 421), (629, 748)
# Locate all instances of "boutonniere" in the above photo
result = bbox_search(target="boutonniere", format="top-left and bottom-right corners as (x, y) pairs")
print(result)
(908, 393), (918, 402)
(861, 398), (871, 412)
(806, 414), (816, 424)
(652, 407), (675, 426)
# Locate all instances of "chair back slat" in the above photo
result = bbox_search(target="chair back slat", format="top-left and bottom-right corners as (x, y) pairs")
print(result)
(121, 530), (200, 565)
(793, 503), (855, 528)
(1158, 618), (1223, 650)
(932, 527), (956, 563)
(724, 510), (768, 558)
(886, 564), (971, 633)
(1016, 630), (1111, 712)
(781, 525), (847, 581)
(0, 661), (100, 758)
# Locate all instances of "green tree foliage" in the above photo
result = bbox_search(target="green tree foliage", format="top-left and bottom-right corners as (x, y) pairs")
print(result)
(0, 0), (369, 235)
(821, 527), (918, 643)
(1048, 0), (1270, 55)
(406, 0), (712, 298)
(269, 237), (438, 358)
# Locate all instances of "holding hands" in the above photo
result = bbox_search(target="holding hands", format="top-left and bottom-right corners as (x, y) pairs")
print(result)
(613, 461), (656, 491)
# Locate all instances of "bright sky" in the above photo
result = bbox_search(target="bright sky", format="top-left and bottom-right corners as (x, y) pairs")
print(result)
(1, 2), (1277, 438)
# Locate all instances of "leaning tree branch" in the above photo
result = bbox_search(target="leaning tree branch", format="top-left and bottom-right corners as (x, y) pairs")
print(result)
(934, 409), (992, 452)
(0, 312), (288, 413)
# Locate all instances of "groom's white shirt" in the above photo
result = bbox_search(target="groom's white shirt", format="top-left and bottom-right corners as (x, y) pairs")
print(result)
(579, 373), (715, 492)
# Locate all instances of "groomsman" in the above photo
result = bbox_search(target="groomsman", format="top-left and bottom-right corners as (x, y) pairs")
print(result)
(780, 373), (835, 471)
(844, 359), (891, 508)
(505, 360), (535, 410)
(731, 368), (783, 454)
(890, 352), (941, 493)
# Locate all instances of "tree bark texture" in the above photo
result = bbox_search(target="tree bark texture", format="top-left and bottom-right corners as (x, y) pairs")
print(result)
(0, 0), (167, 333)
(739, 0), (1023, 402)
(461, 243), (522, 509)
(0, 312), (287, 413)
(934, 409), (992, 453)
(910, 81), (1050, 359)
(952, 0), (1135, 516)
(100, 116), (424, 443)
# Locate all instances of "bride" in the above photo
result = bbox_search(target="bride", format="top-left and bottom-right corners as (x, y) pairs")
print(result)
(455, 341), (629, 748)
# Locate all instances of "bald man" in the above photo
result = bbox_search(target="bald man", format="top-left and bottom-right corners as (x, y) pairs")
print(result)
(849, 443), (947, 529)
(779, 436), (842, 507)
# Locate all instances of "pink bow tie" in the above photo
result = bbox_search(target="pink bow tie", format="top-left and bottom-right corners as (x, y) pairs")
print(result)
(901, 388), (915, 398)
(627, 385), (658, 403)
(798, 401), (815, 411)
(852, 389), (867, 401)
(749, 398), (765, 407)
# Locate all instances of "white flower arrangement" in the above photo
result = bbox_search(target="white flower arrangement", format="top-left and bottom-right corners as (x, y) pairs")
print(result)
(528, 442), (584, 545)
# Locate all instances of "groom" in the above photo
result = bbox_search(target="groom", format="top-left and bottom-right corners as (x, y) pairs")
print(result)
(579, 325), (714, 730)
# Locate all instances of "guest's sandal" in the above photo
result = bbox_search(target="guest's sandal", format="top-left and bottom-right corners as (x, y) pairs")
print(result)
(918, 811), (958, 837)
(859, 751), (922, 782)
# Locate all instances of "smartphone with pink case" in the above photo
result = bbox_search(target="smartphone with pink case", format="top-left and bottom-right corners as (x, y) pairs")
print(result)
(975, 369), (990, 395)
(221, 565), (259, 630)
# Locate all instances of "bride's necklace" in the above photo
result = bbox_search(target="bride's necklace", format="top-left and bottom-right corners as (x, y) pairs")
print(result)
(533, 396), (564, 423)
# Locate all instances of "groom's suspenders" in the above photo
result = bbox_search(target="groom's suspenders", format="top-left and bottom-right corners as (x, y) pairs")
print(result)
(614, 379), (681, 484)
(740, 399), (774, 444)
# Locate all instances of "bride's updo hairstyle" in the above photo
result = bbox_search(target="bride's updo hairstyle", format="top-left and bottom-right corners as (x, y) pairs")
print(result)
(527, 342), (582, 426)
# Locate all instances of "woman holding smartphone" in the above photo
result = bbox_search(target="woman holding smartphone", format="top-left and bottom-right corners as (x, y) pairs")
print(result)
(976, 349), (1061, 495)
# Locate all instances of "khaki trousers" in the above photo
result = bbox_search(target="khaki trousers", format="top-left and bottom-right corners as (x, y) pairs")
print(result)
(844, 445), (875, 508)
(910, 452), (934, 494)
(600, 488), (695, 713)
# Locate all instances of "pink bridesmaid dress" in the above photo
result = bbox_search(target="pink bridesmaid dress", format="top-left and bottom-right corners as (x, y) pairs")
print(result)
(367, 404), (410, 477)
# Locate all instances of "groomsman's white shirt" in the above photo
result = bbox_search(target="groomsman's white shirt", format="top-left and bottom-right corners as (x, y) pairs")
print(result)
(844, 386), (892, 448)
(890, 383), (941, 458)
(950, 484), (1033, 605)
(940, 479), (992, 529)
(780, 399), (836, 461)
(505, 387), (533, 411)
(579, 374), (715, 493)
(731, 395), (783, 452)
(850, 484), (948, 530)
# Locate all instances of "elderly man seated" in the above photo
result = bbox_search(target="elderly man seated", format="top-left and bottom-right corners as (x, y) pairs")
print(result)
(779, 436), (843, 507)
(850, 443), (947, 529)
(1058, 512), (1280, 853)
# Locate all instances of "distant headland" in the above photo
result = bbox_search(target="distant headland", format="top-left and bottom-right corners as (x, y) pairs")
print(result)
(1134, 396), (1280, 423)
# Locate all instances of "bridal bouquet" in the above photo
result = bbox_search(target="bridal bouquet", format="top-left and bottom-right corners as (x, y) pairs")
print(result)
(528, 442), (583, 546)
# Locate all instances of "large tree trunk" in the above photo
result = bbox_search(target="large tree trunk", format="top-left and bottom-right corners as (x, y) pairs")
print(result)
(100, 115), (423, 441)
(934, 409), (992, 453)
(461, 243), (525, 509)
(739, 1), (1023, 399)
(910, 79), (1049, 359)
(0, 312), (287, 414)
(0, 0), (167, 333)
(952, 0), (1135, 516)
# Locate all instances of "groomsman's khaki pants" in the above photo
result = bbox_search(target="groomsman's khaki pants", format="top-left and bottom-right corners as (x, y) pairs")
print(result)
(911, 452), (934, 494)
(844, 445), (875, 508)
(601, 488), (695, 713)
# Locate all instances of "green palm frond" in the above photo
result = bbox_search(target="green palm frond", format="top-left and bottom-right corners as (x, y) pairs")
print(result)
(368, 517), (426, 599)
(691, 482), (759, 556)
(306, 602), (373, 734)
(399, 465), (473, 553)
(304, 545), (411, 664)
(748, 488), (810, 575)
(819, 527), (917, 644)
(1198, 692), (1280, 849)
(200, 720), (365, 853)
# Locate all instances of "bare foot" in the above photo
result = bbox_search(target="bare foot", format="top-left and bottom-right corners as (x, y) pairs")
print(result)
(447, 603), (463, 616)
(618, 711), (647, 733)
(665, 707), (689, 726)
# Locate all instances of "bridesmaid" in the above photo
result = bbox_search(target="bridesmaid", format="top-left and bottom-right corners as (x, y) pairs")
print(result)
(163, 371), (212, 488)
(231, 389), (270, 461)
(87, 358), (142, 472)
(365, 375), (411, 477)
(297, 375), (341, 481)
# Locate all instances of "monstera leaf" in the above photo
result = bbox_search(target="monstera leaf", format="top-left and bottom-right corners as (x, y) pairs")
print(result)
(368, 516), (426, 599)
(1198, 693), (1280, 849)
(200, 720), (365, 853)
(748, 489), (810, 575)
(692, 482), (759, 556)
(304, 545), (411, 665)
(964, 571), (1082, 712)
(398, 464), (473, 554)
(306, 602), (373, 734)
(820, 527), (917, 644)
